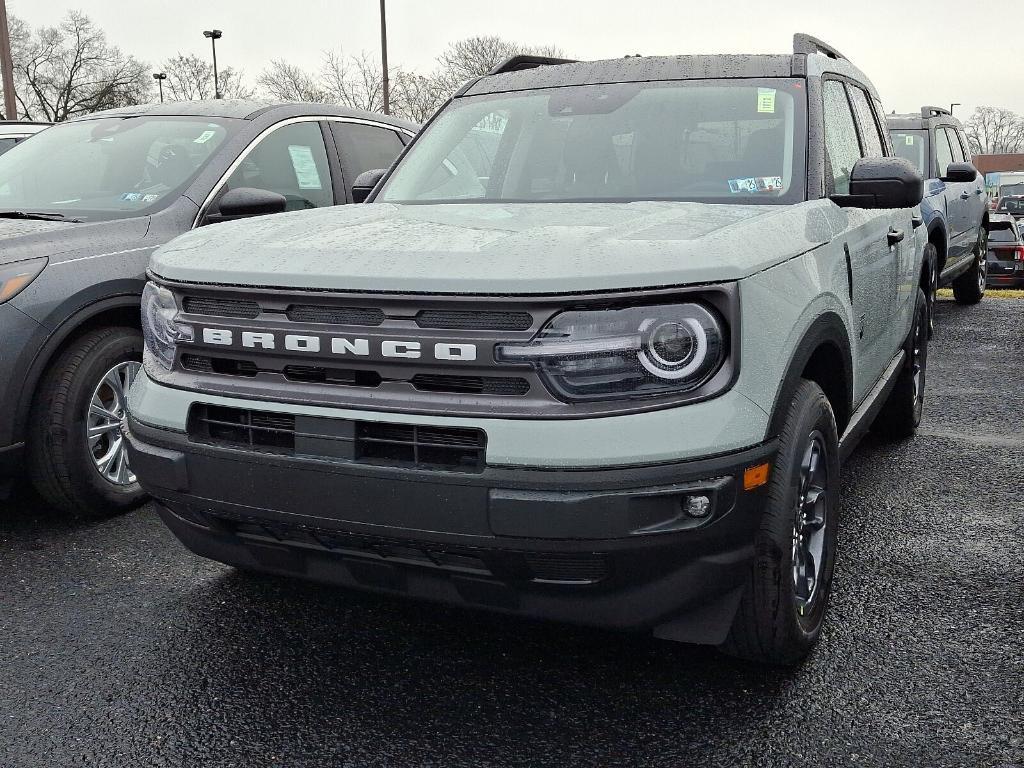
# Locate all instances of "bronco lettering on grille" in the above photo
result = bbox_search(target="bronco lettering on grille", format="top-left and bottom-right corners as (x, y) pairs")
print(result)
(199, 328), (477, 362)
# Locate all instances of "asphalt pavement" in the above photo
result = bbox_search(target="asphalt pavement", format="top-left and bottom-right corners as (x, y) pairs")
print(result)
(2, 296), (1022, 768)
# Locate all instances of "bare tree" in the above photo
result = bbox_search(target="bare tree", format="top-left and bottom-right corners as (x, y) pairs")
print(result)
(964, 107), (1024, 155)
(255, 36), (564, 123)
(432, 35), (565, 95)
(258, 59), (333, 102)
(11, 11), (151, 121)
(162, 53), (254, 101)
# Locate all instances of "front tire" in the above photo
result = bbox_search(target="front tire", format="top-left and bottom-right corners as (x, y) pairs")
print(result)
(952, 228), (987, 305)
(720, 380), (840, 666)
(872, 287), (928, 441)
(27, 326), (146, 518)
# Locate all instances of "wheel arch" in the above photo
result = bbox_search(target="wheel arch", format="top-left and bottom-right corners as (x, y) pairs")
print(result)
(927, 220), (948, 275)
(11, 291), (142, 444)
(766, 312), (853, 441)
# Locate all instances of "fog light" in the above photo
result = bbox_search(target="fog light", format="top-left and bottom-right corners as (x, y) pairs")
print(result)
(684, 495), (712, 518)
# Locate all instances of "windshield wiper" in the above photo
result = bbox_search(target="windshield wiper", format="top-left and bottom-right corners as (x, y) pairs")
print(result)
(0, 210), (82, 223)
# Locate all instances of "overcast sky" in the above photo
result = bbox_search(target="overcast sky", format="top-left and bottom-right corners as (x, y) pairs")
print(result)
(15, 0), (1016, 118)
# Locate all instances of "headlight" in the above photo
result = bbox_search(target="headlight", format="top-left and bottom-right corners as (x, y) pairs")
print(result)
(141, 281), (193, 369)
(496, 303), (727, 402)
(0, 257), (48, 304)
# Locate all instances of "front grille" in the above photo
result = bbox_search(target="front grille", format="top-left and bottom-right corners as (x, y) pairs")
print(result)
(524, 553), (610, 584)
(188, 405), (486, 472)
(286, 305), (385, 326)
(415, 309), (533, 331)
(182, 296), (261, 319)
(411, 374), (530, 396)
(180, 354), (258, 377)
(284, 365), (382, 387)
(356, 422), (486, 470)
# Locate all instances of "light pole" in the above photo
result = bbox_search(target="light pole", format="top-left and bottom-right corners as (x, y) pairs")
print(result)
(950, 102), (961, 115)
(379, 1), (389, 115)
(153, 72), (167, 103)
(0, 0), (17, 120)
(203, 29), (223, 99)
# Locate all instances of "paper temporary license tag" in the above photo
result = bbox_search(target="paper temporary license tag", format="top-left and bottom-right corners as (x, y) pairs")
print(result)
(757, 88), (777, 113)
(194, 130), (216, 144)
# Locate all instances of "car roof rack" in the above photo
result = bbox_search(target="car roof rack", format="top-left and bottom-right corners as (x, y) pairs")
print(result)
(921, 105), (952, 118)
(487, 54), (579, 76)
(792, 34), (847, 61)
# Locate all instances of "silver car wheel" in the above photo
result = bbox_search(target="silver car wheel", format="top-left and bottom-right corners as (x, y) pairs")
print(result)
(87, 361), (141, 486)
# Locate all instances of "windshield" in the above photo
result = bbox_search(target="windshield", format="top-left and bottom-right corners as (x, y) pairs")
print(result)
(998, 198), (1024, 213)
(0, 116), (236, 221)
(890, 130), (928, 176)
(379, 78), (808, 205)
(1000, 183), (1024, 197)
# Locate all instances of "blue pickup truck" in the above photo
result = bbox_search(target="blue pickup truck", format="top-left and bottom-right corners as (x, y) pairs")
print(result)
(889, 107), (988, 316)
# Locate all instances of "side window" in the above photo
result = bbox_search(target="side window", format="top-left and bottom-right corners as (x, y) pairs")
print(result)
(934, 128), (955, 177)
(848, 86), (885, 158)
(224, 121), (333, 211)
(822, 80), (863, 195)
(335, 123), (406, 181)
(945, 128), (966, 164)
(956, 129), (973, 162)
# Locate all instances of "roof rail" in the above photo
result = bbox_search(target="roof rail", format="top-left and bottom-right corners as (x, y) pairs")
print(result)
(793, 33), (847, 61)
(487, 55), (579, 76)
(921, 105), (952, 118)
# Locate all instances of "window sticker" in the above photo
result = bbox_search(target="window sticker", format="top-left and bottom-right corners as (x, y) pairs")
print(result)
(194, 130), (217, 144)
(729, 177), (784, 194)
(757, 88), (777, 114)
(142, 193), (160, 203)
(906, 135), (915, 145)
(288, 144), (323, 189)
(120, 192), (143, 202)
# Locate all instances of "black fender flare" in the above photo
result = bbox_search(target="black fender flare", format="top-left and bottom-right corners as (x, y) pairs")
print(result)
(765, 312), (853, 440)
(8, 287), (144, 443)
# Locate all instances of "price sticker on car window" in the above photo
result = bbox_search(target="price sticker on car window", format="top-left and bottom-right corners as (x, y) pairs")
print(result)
(288, 145), (322, 190)
(757, 88), (777, 114)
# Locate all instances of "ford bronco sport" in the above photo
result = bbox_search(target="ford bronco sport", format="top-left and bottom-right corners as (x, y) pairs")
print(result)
(126, 35), (927, 664)
(888, 107), (988, 311)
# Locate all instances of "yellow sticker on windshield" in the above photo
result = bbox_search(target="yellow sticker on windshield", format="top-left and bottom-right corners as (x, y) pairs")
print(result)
(906, 135), (914, 145)
(757, 88), (777, 114)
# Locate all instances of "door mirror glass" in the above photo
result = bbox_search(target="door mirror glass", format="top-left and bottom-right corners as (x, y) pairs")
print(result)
(833, 157), (923, 209)
(352, 168), (387, 203)
(942, 162), (978, 184)
(211, 187), (288, 221)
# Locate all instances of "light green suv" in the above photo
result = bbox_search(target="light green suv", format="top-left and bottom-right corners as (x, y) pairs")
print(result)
(125, 35), (928, 664)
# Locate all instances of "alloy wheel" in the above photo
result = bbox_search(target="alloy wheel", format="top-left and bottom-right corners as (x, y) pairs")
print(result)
(792, 430), (829, 616)
(86, 361), (141, 486)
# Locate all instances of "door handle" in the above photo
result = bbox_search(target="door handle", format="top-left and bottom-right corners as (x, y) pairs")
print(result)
(912, 215), (924, 229)
(887, 228), (905, 247)
(960, 192), (971, 200)
(975, 188), (985, 195)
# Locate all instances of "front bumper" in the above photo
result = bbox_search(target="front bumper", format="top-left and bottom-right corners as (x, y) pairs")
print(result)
(126, 415), (776, 645)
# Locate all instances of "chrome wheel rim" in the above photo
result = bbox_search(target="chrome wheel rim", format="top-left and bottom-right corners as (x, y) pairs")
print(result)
(87, 361), (141, 486)
(792, 430), (829, 615)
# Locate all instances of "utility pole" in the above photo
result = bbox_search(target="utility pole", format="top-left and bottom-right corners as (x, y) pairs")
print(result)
(379, 0), (389, 115)
(153, 72), (167, 103)
(0, 0), (17, 120)
(950, 102), (961, 115)
(203, 29), (223, 98)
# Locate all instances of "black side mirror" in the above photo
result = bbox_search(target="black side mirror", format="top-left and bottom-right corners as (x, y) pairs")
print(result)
(352, 168), (387, 203)
(832, 157), (923, 210)
(942, 162), (978, 184)
(210, 187), (288, 223)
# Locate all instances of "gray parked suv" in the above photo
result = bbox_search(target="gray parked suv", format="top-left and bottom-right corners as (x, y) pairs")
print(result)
(888, 107), (988, 310)
(0, 100), (415, 516)
(126, 36), (927, 665)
